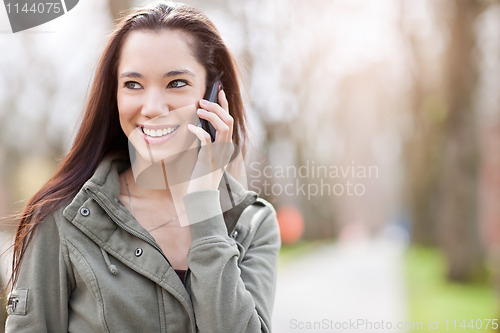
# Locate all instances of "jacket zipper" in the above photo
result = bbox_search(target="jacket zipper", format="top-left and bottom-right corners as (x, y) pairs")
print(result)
(85, 187), (196, 330)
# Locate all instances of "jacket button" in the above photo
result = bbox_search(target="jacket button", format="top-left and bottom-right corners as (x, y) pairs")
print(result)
(80, 207), (90, 217)
(231, 230), (239, 239)
(135, 248), (143, 257)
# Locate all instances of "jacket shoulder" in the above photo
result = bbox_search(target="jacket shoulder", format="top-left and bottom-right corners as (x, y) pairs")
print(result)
(28, 205), (67, 243)
(231, 195), (279, 244)
(253, 197), (276, 213)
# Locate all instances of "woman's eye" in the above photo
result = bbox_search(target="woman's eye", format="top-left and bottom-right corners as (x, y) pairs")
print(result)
(167, 79), (188, 88)
(125, 81), (142, 89)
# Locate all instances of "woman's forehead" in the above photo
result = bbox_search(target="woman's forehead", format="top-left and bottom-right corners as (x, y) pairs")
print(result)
(117, 30), (203, 75)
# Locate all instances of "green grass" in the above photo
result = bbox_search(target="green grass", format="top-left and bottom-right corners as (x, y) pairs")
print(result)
(405, 246), (499, 332)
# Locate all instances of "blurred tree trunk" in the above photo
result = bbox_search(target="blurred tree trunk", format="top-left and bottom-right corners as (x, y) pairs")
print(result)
(401, 0), (451, 247)
(438, 0), (484, 282)
(477, 6), (500, 327)
(403, 31), (443, 246)
(403, 0), (486, 282)
(481, 125), (500, 330)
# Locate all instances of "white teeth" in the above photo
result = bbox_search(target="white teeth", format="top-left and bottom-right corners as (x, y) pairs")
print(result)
(142, 126), (177, 137)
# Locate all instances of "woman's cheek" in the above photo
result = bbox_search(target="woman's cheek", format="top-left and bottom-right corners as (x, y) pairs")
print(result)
(118, 97), (139, 118)
(117, 105), (137, 137)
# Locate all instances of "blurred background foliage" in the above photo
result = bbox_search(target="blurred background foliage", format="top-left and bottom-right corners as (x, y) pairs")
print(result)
(1, 0), (500, 330)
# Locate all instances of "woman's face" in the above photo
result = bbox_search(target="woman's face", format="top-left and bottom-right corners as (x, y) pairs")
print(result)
(117, 29), (207, 164)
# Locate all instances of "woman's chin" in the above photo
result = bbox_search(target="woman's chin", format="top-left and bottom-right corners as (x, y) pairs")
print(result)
(132, 138), (198, 165)
(134, 147), (182, 164)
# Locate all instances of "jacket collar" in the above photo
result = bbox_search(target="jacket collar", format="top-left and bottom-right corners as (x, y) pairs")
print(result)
(62, 153), (257, 239)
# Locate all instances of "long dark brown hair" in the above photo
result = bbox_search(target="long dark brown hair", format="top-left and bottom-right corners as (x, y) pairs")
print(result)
(10, 1), (247, 284)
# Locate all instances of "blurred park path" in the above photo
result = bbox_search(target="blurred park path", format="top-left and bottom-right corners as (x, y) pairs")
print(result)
(272, 237), (408, 333)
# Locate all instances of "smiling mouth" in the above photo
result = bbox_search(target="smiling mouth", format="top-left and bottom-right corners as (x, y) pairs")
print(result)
(141, 126), (180, 138)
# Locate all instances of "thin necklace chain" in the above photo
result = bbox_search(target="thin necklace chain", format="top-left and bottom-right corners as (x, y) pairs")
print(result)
(124, 172), (178, 232)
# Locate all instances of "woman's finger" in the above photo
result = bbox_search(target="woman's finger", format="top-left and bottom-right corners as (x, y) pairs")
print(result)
(218, 89), (229, 113)
(187, 123), (211, 146)
(197, 108), (231, 141)
(199, 95), (234, 136)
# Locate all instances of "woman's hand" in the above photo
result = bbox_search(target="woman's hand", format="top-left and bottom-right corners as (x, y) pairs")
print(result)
(186, 89), (235, 192)
(196, 89), (233, 143)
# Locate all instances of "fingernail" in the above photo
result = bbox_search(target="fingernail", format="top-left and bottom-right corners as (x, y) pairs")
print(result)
(197, 108), (207, 114)
(200, 99), (208, 106)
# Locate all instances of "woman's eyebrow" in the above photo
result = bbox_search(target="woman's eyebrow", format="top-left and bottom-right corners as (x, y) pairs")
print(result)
(119, 70), (195, 79)
(119, 71), (143, 79)
(163, 69), (195, 78)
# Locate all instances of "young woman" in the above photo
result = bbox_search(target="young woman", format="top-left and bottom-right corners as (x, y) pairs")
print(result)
(5, 2), (280, 332)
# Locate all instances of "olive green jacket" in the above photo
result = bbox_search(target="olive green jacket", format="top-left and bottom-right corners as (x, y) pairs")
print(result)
(5, 155), (280, 332)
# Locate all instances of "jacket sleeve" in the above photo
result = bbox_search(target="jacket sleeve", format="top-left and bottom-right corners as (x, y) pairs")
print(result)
(183, 190), (280, 333)
(5, 213), (72, 333)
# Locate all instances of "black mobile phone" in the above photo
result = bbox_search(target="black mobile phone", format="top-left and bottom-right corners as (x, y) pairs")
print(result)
(200, 79), (222, 142)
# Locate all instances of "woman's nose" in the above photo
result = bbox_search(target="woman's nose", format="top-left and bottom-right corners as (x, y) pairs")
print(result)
(141, 88), (170, 118)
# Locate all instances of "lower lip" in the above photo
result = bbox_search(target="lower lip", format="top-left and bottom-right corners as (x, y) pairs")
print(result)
(140, 126), (179, 145)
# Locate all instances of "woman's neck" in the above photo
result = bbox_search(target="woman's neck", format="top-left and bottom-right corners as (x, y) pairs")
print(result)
(121, 167), (173, 201)
(129, 140), (199, 192)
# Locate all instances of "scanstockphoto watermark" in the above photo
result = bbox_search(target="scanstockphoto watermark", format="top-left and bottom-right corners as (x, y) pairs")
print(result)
(248, 160), (379, 200)
(289, 318), (423, 331)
